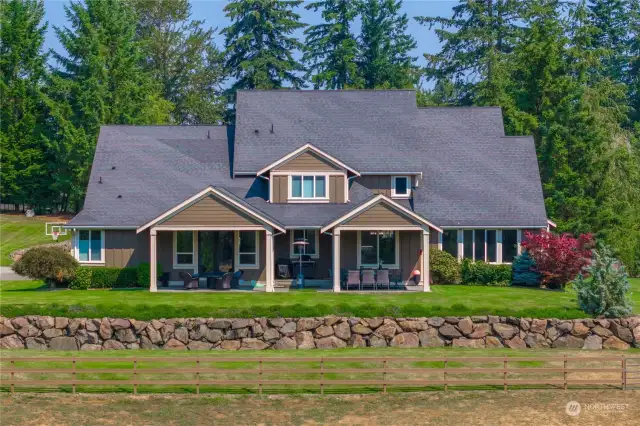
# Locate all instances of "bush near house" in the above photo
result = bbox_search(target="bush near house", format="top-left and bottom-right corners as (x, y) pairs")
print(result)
(11, 246), (78, 285)
(461, 259), (511, 286)
(137, 262), (163, 287)
(521, 231), (594, 289)
(511, 251), (541, 287)
(69, 266), (143, 289)
(429, 249), (461, 284)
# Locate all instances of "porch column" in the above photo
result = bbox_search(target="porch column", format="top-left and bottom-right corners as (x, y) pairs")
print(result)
(422, 229), (431, 292)
(265, 229), (274, 292)
(333, 229), (341, 292)
(150, 228), (157, 292)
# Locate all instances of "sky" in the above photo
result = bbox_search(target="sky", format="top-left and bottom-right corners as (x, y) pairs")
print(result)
(43, 0), (456, 87)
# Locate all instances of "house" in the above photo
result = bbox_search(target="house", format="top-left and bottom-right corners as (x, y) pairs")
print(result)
(65, 90), (550, 292)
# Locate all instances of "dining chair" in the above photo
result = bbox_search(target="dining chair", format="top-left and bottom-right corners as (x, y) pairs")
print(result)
(346, 270), (361, 291)
(178, 272), (198, 290)
(361, 269), (376, 290)
(376, 269), (390, 290)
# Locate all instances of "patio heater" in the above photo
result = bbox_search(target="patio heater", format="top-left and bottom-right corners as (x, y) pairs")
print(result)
(293, 239), (309, 289)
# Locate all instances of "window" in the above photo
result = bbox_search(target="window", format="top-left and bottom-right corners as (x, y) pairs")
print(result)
(486, 230), (497, 262)
(290, 175), (327, 200)
(442, 229), (458, 258)
(237, 231), (259, 268)
(502, 230), (518, 263)
(391, 176), (411, 198)
(474, 229), (485, 261)
(291, 229), (318, 257)
(174, 231), (195, 268)
(463, 230), (474, 259)
(76, 230), (104, 263)
(359, 231), (398, 268)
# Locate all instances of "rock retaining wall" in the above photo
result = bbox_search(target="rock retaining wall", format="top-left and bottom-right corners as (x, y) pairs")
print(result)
(1, 315), (638, 351)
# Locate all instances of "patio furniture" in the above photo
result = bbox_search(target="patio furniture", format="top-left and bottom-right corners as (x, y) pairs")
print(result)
(376, 269), (390, 290)
(361, 269), (376, 290)
(216, 272), (233, 290)
(159, 272), (170, 287)
(389, 268), (403, 290)
(346, 270), (361, 291)
(277, 264), (291, 279)
(178, 272), (199, 290)
(231, 270), (244, 289)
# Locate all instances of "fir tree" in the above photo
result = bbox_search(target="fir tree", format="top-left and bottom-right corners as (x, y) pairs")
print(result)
(221, 0), (306, 93)
(511, 251), (541, 287)
(131, 0), (226, 124)
(588, 0), (632, 85)
(357, 0), (418, 89)
(303, 0), (361, 89)
(0, 0), (50, 209)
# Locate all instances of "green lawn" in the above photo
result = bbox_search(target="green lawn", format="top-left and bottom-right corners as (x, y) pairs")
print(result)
(0, 214), (71, 266)
(1, 278), (638, 319)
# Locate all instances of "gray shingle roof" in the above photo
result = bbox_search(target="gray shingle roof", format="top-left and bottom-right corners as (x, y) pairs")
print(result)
(68, 90), (548, 229)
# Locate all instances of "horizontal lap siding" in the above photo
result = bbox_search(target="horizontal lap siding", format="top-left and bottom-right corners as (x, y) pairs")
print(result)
(104, 230), (149, 268)
(273, 151), (342, 172)
(344, 203), (419, 227)
(162, 195), (260, 226)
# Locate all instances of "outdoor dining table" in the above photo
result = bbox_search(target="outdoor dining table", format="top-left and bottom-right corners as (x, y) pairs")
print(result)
(192, 271), (225, 289)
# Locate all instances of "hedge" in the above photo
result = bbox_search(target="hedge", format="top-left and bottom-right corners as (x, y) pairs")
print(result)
(461, 259), (512, 286)
(69, 266), (142, 289)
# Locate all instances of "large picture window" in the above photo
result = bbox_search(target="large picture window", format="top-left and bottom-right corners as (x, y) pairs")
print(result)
(290, 175), (327, 200)
(444, 229), (521, 264)
(237, 231), (259, 268)
(502, 229), (518, 263)
(442, 229), (458, 258)
(173, 231), (195, 267)
(291, 229), (318, 257)
(77, 230), (103, 263)
(359, 231), (398, 268)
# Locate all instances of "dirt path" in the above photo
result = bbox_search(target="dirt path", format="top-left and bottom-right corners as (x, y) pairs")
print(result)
(1, 390), (637, 425)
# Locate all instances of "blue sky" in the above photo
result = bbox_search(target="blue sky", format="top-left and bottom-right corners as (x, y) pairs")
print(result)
(43, 0), (456, 86)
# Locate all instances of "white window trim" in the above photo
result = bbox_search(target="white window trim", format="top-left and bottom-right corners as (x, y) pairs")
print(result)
(74, 229), (105, 264)
(455, 229), (522, 264)
(357, 231), (400, 269)
(235, 230), (260, 270)
(288, 173), (330, 202)
(391, 176), (411, 199)
(173, 231), (197, 270)
(289, 229), (320, 259)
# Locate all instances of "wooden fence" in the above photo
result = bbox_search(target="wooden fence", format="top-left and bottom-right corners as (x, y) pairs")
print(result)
(1, 355), (636, 395)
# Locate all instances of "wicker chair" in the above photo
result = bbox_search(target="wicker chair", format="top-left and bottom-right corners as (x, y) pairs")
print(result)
(216, 272), (233, 290)
(179, 272), (199, 290)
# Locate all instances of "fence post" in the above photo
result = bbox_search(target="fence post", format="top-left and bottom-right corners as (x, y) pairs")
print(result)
(622, 356), (626, 391)
(503, 357), (507, 391)
(72, 356), (76, 394)
(196, 358), (200, 395)
(320, 358), (324, 395)
(258, 359), (263, 396)
(444, 359), (448, 391)
(10, 360), (15, 395)
(563, 355), (568, 391)
(382, 359), (387, 394)
(133, 358), (137, 395)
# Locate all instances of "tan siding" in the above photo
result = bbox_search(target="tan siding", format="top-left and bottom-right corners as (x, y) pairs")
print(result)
(357, 175), (392, 197)
(344, 203), (420, 227)
(271, 175), (288, 203)
(400, 231), (421, 283)
(104, 230), (149, 268)
(274, 151), (342, 172)
(330, 175), (346, 203)
(162, 195), (260, 226)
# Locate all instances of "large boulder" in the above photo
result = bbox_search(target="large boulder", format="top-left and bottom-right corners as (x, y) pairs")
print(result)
(530, 319), (547, 334)
(80, 344), (102, 351)
(268, 318), (286, 328)
(205, 328), (224, 343)
(351, 324), (373, 335)
(418, 329), (445, 347)
(469, 323), (491, 339)
(219, 340), (241, 350)
(333, 322), (351, 340)
(525, 333), (549, 348)
(25, 337), (48, 350)
(163, 338), (187, 350)
(0, 322), (16, 337)
(49, 336), (78, 350)
(209, 320), (232, 329)
(610, 322), (633, 343)
(146, 325), (164, 344)
(349, 334), (367, 348)
(115, 328), (137, 343)
(369, 335), (387, 347)
(457, 318), (473, 336)
(273, 337), (297, 350)
(103, 339), (126, 350)
(315, 336), (347, 349)
(438, 324), (462, 339)
(174, 327), (189, 344)
(582, 335), (603, 350)
(54, 317), (69, 329)
(398, 321), (428, 332)
(110, 318), (131, 330)
(231, 319), (251, 330)
(485, 336), (503, 348)
(592, 325), (612, 338)
(240, 338), (269, 350)
(390, 332), (419, 348)
(505, 336), (527, 349)
(366, 318), (384, 329)
(492, 323), (518, 340)
(279, 322), (297, 337)
(295, 331), (315, 349)
(0, 334), (24, 349)
(551, 335), (584, 349)
(17, 325), (40, 338)
(99, 319), (113, 340)
(374, 322), (398, 340)
(262, 328), (280, 342)
(37, 316), (55, 329)
(602, 336), (630, 350)
(571, 322), (590, 338)
(633, 326), (640, 345)
(314, 325), (334, 337)
(297, 318), (322, 331)
(452, 338), (485, 348)
(427, 317), (445, 327)
(42, 328), (63, 339)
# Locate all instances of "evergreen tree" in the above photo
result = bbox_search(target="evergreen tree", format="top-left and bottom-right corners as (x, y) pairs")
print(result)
(303, 0), (361, 89)
(511, 251), (541, 287)
(221, 0), (306, 93)
(130, 0), (226, 124)
(0, 0), (51, 209)
(357, 0), (417, 89)
(415, 0), (520, 105)
(588, 0), (632, 85)
(628, 0), (640, 123)
(47, 0), (171, 210)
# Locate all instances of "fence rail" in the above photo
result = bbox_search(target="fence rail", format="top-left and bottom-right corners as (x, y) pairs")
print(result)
(0, 355), (632, 395)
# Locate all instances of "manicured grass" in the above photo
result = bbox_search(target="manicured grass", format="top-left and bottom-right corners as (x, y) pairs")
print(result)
(0, 214), (71, 266)
(1, 278), (638, 319)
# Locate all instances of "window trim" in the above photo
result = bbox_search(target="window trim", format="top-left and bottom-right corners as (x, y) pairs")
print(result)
(357, 231), (400, 269)
(235, 230), (260, 269)
(74, 229), (105, 264)
(287, 173), (330, 202)
(457, 229), (522, 264)
(289, 229), (320, 259)
(391, 176), (411, 198)
(173, 231), (197, 270)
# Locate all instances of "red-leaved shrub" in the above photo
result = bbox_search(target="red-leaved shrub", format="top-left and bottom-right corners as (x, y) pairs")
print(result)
(521, 231), (594, 289)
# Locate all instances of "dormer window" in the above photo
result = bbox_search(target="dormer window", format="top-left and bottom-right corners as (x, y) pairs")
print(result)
(392, 176), (411, 198)
(289, 174), (328, 201)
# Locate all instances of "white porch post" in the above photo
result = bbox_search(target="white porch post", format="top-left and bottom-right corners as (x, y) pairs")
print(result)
(265, 229), (274, 292)
(422, 229), (431, 292)
(333, 229), (341, 292)
(150, 228), (157, 292)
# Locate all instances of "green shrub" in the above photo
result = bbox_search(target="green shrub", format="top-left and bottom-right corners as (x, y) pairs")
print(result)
(12, 246), (78, 285)
(573, 243), (633, 317)
(69, 267), (93, 290)
(430, 249), (461, 284)
(461, 259), (511, 286)
(511, 251), (541, 287)
(137, 262), (163, 287)
(115, 267), (139, 288)
(91, 267), (122, 288)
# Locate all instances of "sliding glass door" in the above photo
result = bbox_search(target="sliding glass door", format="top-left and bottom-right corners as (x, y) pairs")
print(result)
(198, 231), (234, 273)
